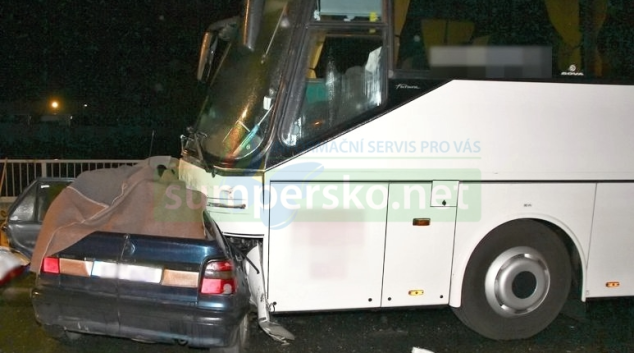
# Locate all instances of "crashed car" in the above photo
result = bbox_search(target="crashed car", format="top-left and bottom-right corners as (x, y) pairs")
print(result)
(28, 157), (251, 352)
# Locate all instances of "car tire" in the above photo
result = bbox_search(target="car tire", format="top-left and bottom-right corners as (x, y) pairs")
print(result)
(210, 314), (249, 353)
(452, 220), (571, 340)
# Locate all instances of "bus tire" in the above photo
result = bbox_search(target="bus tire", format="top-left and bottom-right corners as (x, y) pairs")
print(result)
(452, 220), (571, 340)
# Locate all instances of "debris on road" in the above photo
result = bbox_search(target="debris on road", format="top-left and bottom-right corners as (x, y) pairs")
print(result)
(0, 246), (29, 287)
(412, 348), (434, 353)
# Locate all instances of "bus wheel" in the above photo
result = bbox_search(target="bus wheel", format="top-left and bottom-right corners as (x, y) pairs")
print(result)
(452, 220), (571, 340)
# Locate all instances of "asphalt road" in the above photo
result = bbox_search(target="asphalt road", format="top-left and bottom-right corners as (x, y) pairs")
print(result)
(1, 273), (632, 353)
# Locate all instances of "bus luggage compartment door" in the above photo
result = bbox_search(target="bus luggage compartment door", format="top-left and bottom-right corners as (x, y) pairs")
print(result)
(381, 182), (457, 307)
(267, 181), (388, 312)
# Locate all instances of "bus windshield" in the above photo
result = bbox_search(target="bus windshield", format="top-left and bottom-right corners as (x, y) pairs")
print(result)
(194, 0), (295, 164)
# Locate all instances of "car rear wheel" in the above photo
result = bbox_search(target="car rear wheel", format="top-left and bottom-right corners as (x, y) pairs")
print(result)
(452, 220), (571, 340)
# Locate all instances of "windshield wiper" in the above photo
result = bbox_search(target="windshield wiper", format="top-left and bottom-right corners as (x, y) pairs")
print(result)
(184, 128), (216, 177)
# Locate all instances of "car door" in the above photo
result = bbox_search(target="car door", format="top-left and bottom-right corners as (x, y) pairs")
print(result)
(4, 179), (71, 258)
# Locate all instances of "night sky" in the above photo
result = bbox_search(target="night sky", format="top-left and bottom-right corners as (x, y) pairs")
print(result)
(0, 1), (239, 158)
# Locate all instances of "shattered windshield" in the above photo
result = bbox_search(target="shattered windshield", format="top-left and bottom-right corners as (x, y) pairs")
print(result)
(195, 0), (295, 163)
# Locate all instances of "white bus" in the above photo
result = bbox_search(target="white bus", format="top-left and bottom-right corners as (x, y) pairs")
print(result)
(179, 0), (634, 342)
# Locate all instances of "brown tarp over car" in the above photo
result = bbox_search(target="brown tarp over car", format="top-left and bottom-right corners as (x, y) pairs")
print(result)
(31, 156), (207, 273)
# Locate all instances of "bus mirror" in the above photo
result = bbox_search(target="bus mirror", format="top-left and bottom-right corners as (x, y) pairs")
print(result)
(198, 17), (238, 83)
(241, 0), (265, 51)
(197, 31), (217, 82)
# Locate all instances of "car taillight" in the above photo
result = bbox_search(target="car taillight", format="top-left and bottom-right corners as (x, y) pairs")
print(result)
(42, 257), (60, 274)
(200, 259), (236, 295)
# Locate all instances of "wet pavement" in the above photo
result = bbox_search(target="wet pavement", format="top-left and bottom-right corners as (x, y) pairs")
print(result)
(1, 273), (632, 353)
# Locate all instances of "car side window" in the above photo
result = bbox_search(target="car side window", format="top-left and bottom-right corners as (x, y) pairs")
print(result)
(9, 187), (36, 222)
(35, 182), (69, 223)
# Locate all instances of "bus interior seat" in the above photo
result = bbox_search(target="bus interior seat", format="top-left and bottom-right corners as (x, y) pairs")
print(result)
(338, 66), (367, 121)
(545, 0), (584, 73)
(422, 19), (475, 48)
(545, 0), (610, 77)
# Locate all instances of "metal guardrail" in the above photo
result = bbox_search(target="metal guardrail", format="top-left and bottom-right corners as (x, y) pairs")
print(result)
(0, 159), (141, 204)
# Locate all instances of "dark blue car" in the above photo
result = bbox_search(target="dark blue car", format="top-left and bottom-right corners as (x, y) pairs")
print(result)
(32, 215), (250, 352)
(5, 178), (251, 352)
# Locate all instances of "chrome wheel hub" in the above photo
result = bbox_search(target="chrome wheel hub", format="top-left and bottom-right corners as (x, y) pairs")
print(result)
(484, 246), (550, 317)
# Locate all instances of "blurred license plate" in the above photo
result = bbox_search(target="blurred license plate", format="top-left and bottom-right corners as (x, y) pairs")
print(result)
(91, 261), (117, 278)
(91, 261), (162, 283)
(118, 263), (163, 283)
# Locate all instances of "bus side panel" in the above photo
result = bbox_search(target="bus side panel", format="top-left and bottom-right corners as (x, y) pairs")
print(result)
(449, 183), (596, 307)
(586, 183), (634, 298)
(267, 182), (388, 312)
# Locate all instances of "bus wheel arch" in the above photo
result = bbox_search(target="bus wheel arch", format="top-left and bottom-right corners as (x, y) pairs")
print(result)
(452, 218), (580, 340)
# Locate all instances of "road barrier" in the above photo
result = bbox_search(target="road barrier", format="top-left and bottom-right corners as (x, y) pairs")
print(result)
(0, 159), (140, 205)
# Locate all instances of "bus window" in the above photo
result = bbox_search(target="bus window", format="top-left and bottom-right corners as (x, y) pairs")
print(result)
(396, 0), (555, 79)
(282, 28), (384, 148)
(315, 0), (383, 22)
(395, 0), (634, 82)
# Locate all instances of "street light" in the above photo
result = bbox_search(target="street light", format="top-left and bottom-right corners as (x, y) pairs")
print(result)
(50, 100), (59, 110)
